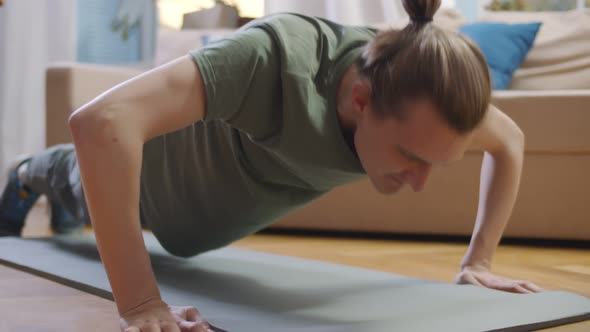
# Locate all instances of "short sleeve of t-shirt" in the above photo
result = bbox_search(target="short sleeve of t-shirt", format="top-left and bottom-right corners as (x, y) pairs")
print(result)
(189, 25), (280, 128)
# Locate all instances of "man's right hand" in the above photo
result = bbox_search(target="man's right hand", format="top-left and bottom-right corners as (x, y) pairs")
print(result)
(68, 54), (211, 332)
(120, 297), (213, 332)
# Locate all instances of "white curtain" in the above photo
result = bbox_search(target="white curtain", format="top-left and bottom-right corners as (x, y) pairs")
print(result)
(264, 0), (406, 26)
(0, 0), (77, 181)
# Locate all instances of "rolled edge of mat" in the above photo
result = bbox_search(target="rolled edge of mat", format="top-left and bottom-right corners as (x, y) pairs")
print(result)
(0, 258), (114, 301)
(488, 312), (590, 332)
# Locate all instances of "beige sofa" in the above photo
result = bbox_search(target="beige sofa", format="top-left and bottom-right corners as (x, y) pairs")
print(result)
(45, 10), (590, 240)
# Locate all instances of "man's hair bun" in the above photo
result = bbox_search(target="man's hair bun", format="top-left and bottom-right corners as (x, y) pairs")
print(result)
(403, 0), (441, 25)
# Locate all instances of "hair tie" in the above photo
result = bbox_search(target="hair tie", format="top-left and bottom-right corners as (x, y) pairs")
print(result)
(412, 17), (433, 23)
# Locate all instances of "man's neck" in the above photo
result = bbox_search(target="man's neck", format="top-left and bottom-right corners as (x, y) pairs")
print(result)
(336, 64), (359, 134)
(335, 64), (360, 158)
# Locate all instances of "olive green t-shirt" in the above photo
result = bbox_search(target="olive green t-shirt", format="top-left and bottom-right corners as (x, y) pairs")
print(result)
(140, 13), (375, 257)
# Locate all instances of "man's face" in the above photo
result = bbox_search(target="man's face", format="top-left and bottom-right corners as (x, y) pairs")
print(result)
(354, 99), (472, 195)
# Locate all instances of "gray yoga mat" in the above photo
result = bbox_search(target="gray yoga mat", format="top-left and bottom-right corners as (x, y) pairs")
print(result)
(0, 233), (588, 332)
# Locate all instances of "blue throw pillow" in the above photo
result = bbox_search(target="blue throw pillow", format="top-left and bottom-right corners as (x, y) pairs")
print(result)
(459, 22), (541, 90)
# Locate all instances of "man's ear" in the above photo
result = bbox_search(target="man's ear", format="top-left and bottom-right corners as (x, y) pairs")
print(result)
(351, 80), (371, 115)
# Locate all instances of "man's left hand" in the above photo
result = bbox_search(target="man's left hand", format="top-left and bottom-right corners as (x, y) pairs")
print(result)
(455, 267), (544, 293)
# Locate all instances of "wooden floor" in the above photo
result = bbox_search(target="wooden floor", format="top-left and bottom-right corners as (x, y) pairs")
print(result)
(239, 231), (590, 298)
(0, 205), (587, 331)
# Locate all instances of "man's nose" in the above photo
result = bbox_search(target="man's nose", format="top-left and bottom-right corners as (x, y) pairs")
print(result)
(408, 164), (431, 193)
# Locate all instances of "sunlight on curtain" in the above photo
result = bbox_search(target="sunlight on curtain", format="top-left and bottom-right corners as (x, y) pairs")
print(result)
(157, 0), (263, 29)
(0, 0), (76, 177)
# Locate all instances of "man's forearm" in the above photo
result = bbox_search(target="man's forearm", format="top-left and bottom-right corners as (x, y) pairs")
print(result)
(70, 108), (161, 314)
(461, 142), (524, 270)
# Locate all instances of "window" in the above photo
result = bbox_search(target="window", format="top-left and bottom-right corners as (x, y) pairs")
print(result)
(485, 0), (584, 11)
(157, 0), (263, 30)
(78, 1), (142, 64)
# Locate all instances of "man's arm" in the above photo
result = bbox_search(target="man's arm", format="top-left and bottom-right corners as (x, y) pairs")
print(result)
(69, 54), (211, 331)
(455, 104), (542, 293)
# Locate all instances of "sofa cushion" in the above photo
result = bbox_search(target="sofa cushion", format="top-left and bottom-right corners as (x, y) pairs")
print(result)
(478, 10), (590, 90)
(491, 90), (590, 152)
(372, 8), (466, 31)
(459, 22), (541, 90)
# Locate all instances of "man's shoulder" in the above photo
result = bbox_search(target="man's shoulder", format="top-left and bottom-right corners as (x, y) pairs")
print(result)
(241, 13), (374, 55)
(248, 13), (323, 28)
(240, 13), (326, 41)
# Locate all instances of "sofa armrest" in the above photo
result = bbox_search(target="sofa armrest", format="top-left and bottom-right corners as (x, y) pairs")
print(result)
(491, 90), (590, 152)
(46, 62), (143, 147)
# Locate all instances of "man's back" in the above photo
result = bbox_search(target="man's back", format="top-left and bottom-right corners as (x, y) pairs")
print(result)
(139, 14), (375, 256)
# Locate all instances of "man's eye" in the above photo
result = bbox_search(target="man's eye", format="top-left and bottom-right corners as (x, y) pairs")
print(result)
(397, 147), (419, 162)
(400, 150), (413, 161)
(405, 152), (419, 162)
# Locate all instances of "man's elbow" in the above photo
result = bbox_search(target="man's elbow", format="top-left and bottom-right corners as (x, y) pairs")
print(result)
(68, 105), (118, 144)
(512, 125), (525, 154)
